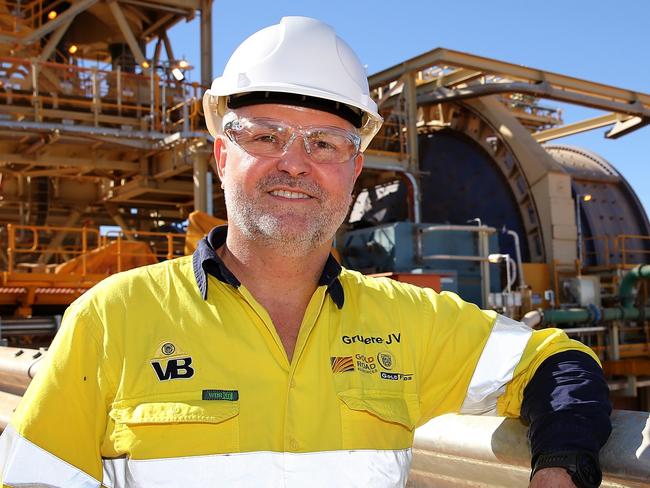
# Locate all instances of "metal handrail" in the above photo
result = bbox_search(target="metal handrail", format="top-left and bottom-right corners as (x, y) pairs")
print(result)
(580, 234), (650, 270)
(0, 57), (204, 133)
(6, 224), (101, 275)
(4, 224), (185, 277)
(616, 234), (650, 268)
(2, 0), (70, 34)
(102, 229), (185, 272)
(416, 224), (496, 306)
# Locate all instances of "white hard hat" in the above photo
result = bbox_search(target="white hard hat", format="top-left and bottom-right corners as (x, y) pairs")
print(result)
(203, 16), (383, 152)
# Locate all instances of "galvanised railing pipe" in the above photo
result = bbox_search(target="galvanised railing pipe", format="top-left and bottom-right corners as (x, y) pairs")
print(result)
(409, 410), (650, 487)
(619, 264), (650, 308)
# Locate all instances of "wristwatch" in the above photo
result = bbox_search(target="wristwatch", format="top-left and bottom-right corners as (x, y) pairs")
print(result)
(531, 451), (602, 488)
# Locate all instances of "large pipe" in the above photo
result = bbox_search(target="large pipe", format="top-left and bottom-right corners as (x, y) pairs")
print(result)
(542, 307), (650, 326)
(0, 347), (44, 395)
(0, 318), (58, 337)
(619, 264), (650, 308)
(502, 227), (526, 288)
(409, 410), (650, 487)
(0, 390), (22, 430)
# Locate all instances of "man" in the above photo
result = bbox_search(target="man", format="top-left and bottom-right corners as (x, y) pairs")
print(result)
(0, 16), (610, 488)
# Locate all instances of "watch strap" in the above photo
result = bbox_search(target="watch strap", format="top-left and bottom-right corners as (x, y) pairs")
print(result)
(531, 450), (601, 488)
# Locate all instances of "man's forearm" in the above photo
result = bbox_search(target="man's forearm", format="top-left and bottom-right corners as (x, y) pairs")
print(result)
(522, 350), (612, 485)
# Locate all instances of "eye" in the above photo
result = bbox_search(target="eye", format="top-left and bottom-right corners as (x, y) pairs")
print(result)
(308, 131), (345, 153)
(253, 133), (278, 144)
(313, 139), (337, 151)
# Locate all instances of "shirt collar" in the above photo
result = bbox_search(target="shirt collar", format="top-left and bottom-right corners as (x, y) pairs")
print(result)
(192, 225), (345, 309)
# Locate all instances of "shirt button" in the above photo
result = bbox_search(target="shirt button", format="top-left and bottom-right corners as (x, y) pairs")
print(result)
(288, 438), (299, 450)
(290, 378), (296, 388)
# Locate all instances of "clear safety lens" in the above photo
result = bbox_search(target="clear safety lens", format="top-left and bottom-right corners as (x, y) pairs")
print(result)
(224, 118), (360, 164)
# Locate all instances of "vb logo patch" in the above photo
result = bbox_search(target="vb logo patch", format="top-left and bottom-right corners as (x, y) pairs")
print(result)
(151, 342), (194, 381)
(330, 356), (354, 373)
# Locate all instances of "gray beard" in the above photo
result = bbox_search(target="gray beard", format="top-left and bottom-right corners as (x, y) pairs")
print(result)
(224, 174), (352, 257)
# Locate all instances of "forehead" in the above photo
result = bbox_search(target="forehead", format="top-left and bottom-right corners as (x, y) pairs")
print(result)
(231, 104), (355, 130)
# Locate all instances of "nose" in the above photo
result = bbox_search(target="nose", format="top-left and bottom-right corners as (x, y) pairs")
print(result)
(276, 133), (312, 176)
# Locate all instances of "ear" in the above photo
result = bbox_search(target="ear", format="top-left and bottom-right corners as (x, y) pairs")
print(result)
(213, 136), (228, 181)
(352, 152), (364, 183)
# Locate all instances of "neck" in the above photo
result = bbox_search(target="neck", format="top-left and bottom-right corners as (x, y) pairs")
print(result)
(218, 225), (332, 296)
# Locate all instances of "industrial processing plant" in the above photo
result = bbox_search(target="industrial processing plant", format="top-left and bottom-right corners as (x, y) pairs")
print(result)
(0, 1), (648, 485)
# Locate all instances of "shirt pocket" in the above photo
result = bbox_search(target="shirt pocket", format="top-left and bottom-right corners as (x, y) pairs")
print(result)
(109, 396), (240, 458)
(337, 388), (419, 451)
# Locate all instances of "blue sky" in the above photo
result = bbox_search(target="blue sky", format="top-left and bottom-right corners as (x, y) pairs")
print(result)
(167, 0), (650, 215)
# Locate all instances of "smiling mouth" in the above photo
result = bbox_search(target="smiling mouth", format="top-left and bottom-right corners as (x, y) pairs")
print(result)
(268, 189), (312, 200)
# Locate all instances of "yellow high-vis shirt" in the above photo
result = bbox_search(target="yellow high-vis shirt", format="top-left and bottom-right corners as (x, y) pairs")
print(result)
(0, 227), (598, 488)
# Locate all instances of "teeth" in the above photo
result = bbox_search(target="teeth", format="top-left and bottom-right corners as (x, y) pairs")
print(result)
(269, 190), (310, 199)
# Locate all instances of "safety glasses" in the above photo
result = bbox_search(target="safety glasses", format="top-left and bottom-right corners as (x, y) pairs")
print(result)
(223, 117), (361, 164)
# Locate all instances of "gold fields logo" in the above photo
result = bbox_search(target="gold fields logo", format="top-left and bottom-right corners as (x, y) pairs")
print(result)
(330, 356), (354, 373)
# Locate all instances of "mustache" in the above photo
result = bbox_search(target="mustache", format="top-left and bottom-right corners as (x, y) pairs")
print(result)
(257, 174), (324, 198)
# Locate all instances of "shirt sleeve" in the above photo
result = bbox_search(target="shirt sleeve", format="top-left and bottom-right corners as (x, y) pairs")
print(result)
(415, 289), (602, 425)
(0, 298), (117, 487)
(521, 350), (612, 464)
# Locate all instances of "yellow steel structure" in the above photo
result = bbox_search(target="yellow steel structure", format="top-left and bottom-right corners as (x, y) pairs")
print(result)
(0, 8), (647, 384)
(362, 47), (650, 269)
(0, 0), (214, 235)
(1, 223), (185, 316)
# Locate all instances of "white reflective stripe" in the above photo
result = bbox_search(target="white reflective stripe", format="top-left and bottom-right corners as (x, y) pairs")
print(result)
(460, 314), (532, 415)
(0, 424), (101, 488)
(102, 449), (412, 488)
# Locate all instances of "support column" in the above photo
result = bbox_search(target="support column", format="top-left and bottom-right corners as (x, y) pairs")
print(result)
(38, 18), (74, 62)
(403, 72), (420, 174)
(200, 0), (213, 87)
(107, 0), (148, 69)
(193, 154), (208, 213)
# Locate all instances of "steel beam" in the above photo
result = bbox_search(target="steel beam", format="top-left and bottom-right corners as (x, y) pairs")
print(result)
(200, 0), (213, 87)
(379, 69), (481, 112)
(369, 47), (650, 109)
(17, 168), (80, 178)
(119, 0), (197, 13)
(104, 205), (137, 241)
(0, 120), (170, 144)
(162, 32), (175, 63)
(423, 68), (483, 89)
(0, 0), (99, 45)
(107, 0), (149, 69)
(37, 18), (74, 62)
(0, 153), (138, 172)
(142, 13), (176, 39)
(108, 178), (194, 201)
(419, 82), (650, 119)
(532, 113), (622, 142)
(605, 116), (650, 139)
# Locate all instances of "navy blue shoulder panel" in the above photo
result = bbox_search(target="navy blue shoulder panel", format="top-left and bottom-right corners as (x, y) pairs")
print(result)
(521, 350), (612, 466)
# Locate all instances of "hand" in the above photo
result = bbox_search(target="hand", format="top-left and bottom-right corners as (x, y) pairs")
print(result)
(529, 467), (577, 487)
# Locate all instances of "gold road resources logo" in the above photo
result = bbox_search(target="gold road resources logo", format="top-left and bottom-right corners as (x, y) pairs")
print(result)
(377, 352), (393, 370)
